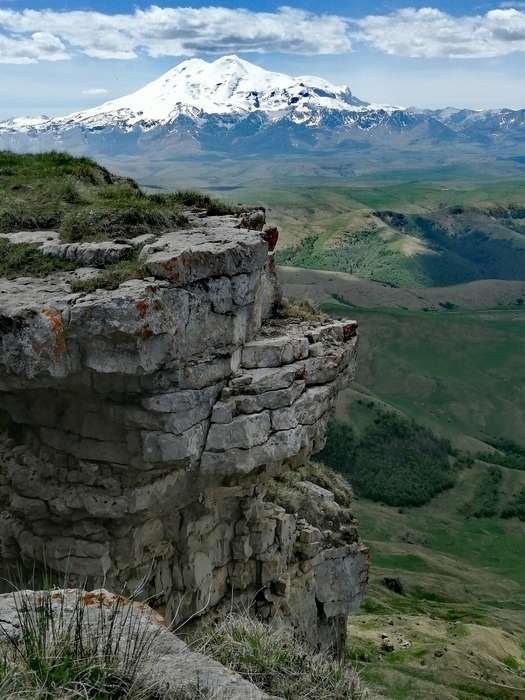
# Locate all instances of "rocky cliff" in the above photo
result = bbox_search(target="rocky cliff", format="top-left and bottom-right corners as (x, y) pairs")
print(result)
(0, 210), (368, 651)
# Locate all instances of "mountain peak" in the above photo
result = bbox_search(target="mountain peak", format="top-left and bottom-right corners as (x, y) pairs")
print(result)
(31, 54), (367, 130)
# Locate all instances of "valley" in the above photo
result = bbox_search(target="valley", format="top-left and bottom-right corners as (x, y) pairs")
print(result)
(273, 174), (525, 698)
(302, 294), (525, 698)
(247, 178), (525, 288)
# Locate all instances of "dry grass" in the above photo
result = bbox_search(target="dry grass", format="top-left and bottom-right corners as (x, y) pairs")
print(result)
(194, 612), (368, 700)
(275, 296), (326, 322)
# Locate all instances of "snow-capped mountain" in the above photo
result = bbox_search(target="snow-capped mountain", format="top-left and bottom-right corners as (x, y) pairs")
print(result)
(1, 55), (525, 163)
(3, 55), (373, 134)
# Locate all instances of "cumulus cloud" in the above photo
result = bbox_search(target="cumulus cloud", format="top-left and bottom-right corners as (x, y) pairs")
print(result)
(0, 5), (352, 63)
(3, 5), (525, 64)
(0, 30), (68, 63)
(81, 88), (109, 96)
(355, 7), (525, 59)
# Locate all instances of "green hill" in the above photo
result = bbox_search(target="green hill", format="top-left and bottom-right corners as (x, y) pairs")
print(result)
(345, 462), (525, 699)
(319, 301), (525, 451)
(247, 179), (525, 287)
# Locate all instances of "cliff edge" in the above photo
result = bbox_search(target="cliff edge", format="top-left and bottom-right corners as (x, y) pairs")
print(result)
(0, 208), (368, 651)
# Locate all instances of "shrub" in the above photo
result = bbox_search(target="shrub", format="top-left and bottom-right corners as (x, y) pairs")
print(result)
(318, 411), (455, 507)
(501, 488), (525, 521)
(195, 612), (368, 699)
(461, 466), (502, 518)
(478, 439), (525, 471)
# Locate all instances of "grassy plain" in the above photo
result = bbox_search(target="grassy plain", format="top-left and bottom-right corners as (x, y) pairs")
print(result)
(280, 267), (525, 451)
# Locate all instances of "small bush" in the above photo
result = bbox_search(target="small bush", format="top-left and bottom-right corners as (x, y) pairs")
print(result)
(59, 206), (187, 243)
(0, 239), (76, 278)
(195, 612), (368, 699)
(478, 438), (525, 471)
(461, 466), (502, 518)
(501, 488), (525, 521)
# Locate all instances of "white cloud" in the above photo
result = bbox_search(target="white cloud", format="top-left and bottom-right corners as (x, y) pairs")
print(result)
(0, 5), (352, 63)
(0, 30), (68, 64)
(81, 88), (109, 96)
(355, 7), (525, 59)
(3, 5), (525, 65)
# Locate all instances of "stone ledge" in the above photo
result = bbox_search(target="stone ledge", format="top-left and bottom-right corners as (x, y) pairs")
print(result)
(0, 210), (366, 652)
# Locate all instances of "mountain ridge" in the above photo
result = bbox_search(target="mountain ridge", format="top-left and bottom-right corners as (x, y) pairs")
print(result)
(2, 55), (525, 161)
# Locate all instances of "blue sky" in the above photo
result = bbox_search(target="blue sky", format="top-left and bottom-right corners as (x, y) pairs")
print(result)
(2, 1), (525, 119)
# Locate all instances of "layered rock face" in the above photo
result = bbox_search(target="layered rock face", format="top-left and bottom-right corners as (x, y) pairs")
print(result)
(0, 213), (368, 650)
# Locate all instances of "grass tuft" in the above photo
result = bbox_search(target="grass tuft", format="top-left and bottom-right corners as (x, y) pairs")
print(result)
(0, 588), (160, 699)
(276, 297), (325, 322)
(0, 151), (235, 243)
(71, 256), (144, 294)
(0, 239), (77, 278)
(195, 612), (368, 699)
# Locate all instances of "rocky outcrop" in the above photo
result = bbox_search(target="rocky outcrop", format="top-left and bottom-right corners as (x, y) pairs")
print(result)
(0, 212), (368, 651)
(0, 588), (270, 699)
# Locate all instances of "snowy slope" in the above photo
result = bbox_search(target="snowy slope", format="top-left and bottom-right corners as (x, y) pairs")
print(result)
(2, 54), (523, 159)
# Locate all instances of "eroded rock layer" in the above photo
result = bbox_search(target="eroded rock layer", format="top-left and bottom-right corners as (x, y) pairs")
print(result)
(0, 213), (367, 650)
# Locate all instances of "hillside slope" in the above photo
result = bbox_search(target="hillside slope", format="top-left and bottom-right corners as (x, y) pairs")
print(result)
(272, 181), (525, 287)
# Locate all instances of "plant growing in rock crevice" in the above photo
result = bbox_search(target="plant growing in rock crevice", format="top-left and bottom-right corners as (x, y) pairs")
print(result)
(193, 611), (369, 699)
(0, 588), (160, 699)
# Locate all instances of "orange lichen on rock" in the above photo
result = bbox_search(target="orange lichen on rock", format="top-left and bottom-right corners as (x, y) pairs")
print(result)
(136, 300), (148, 319)
(42, 307), (66, 364)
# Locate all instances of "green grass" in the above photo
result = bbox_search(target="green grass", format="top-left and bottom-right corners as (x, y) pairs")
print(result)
(193, 612), (367, 700)
(343, 462), (525, 699)
(325, 303), (525, 450)
(0, 239), (77, 278)
(0, 151), (236, 243)
(70, 256), (144, 293)
(0, 588), (159, 699)
(460, 466), (503, 518)
(277, 231), (420, 288)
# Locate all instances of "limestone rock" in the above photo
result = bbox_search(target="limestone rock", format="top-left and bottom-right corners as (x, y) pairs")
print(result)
(0, 211), (366, 652)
